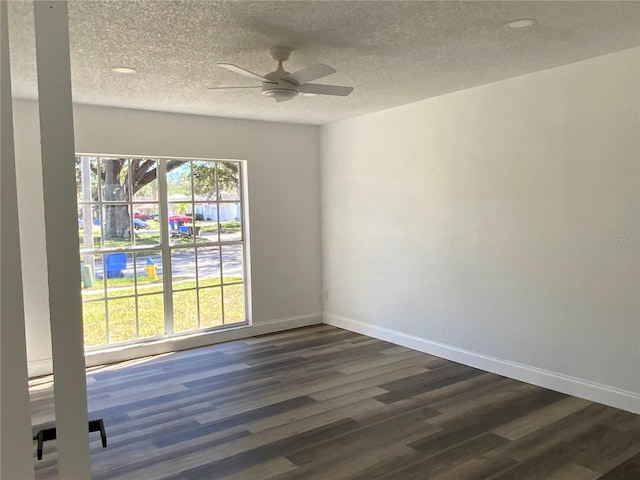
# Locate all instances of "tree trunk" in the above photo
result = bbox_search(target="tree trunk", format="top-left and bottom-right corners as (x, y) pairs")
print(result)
(103, 159), (130, 239)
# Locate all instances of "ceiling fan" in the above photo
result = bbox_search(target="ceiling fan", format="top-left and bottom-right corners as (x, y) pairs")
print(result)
(208, 46), (354, 102)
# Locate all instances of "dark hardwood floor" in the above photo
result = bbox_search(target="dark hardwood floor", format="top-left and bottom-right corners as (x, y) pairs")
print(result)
(29, 325), (640, 479)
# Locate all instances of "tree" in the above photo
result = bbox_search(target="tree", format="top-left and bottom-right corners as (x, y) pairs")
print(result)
(192, 162), (239, 199)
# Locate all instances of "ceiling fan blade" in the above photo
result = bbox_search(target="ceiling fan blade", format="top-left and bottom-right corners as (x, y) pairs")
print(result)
(207, 86), (262, 90)
(216, 63), (276, 83)
(281, 64), (336, 86)
(299, 83), (354, 97)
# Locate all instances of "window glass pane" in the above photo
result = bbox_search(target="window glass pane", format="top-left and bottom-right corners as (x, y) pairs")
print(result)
(101, 158), (130, 202)
(197, 247), (221, 287)
(134, 210), (161, 246)
(137, 294), (165, 338)
(171, 249), (196, 290)
(169, 203), (194, 245)
(91, 206), (104, 248)
(76, 156), (99, 203)
(134, 251), (163, 295)
(218, 162), (240, 201)
(221, 244), (243, 284)
(107, 297), (137, 343)
(91, 254), (107, 291)
(105, 252), (134, 298)
(167, 160), (192, 199)
(192, 161), (217, 200)
(80, 254), (103, 300)
(199, 287), (222, 328)
(194, 203), (218, 243)
(218, 203), (242, 242)
(83, 299), (106, 347)
(132, 159), (160, 202)
(223, 284), (245, 324)
(102, 204), (133, 248)
(173, 290), (198, 332)
(78, 209), (100, 250)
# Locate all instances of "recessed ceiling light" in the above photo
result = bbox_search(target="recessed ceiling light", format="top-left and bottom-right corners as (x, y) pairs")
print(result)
(111, 67), (137, 74)
(505, 18), (537, 29)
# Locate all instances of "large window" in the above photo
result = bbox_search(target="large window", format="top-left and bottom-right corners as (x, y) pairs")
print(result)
(76, 155), (248, 348)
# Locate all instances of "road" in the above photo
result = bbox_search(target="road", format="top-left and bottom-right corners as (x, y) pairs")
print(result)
(88, 242), (244, 282)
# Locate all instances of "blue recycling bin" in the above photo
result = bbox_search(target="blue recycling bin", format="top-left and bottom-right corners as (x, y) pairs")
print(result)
(105, 253), (127, 279)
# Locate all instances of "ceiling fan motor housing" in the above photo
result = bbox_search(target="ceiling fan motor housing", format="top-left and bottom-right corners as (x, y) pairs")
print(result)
(262, 80), (298, 101)
(262, 68), (298, 100)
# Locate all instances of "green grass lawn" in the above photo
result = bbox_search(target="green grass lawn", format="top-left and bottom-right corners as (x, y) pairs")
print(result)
(83, 277), (244, 347)
(77, 218), (244, 347)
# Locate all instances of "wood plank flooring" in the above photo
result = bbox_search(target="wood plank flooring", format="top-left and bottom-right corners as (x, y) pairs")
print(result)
(29, 325), (640, 479)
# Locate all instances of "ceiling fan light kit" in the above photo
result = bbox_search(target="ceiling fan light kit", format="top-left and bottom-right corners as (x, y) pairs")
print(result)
(111, 66), (136, 74)
(262, 87), (298, 102)
(209, 46), (353, 102)
(505, 18), (537, 29)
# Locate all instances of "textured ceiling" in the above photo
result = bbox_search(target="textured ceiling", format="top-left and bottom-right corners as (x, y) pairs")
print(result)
(7, 1), (640, 125)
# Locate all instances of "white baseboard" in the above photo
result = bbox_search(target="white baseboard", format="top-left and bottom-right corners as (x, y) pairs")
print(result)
(85, 313), (322, 369)
(249, 313), (323, 336)
(324, 313), (640, 414)
(29, 313), (322, 377)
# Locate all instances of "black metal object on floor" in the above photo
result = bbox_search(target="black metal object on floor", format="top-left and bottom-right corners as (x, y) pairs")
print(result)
(33, 418), (107, 460)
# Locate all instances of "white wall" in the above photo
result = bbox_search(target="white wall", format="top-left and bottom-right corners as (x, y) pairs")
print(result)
(11, 99), (53, 377)
(321, 48), (640, 412)
(13, 100), (322, 375)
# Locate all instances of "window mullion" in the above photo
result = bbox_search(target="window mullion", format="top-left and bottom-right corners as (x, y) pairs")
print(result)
(158, 160), (174, 336)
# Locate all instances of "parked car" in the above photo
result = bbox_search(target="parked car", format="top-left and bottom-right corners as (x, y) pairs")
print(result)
(133, 218), (150, 230)
(134, 212), (152, 220)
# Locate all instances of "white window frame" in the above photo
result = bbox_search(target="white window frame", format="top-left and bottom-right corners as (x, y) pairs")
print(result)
(77, 153), (251, 351)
